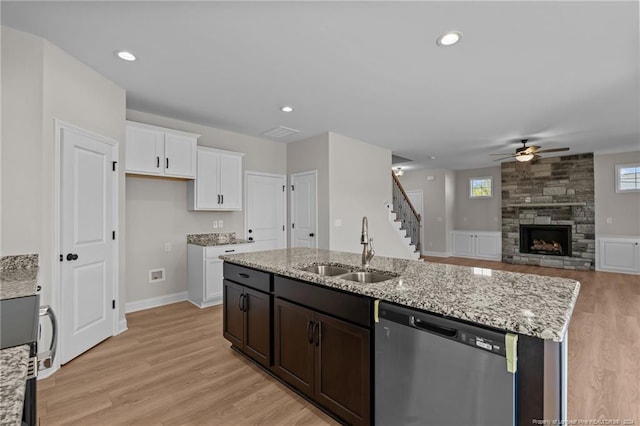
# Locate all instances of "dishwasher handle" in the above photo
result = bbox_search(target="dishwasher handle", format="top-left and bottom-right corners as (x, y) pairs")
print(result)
(409, 316), (457, 338)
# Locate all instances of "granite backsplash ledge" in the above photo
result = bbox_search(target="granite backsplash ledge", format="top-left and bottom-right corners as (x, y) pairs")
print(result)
(0, 254), (38, 271)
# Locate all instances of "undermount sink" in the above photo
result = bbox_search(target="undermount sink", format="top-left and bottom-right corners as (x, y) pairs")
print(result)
(300, 265), (351, 276)
(338, 271), (396, 284)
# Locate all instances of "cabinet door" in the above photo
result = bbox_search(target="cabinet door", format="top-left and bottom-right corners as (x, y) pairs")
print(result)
(219, 153), (243, 210)
(273, 298), (314, 398)
(196, 148), (221, 209)
(204, 258), (224, 301)
(475, 234), (500, 260)
(313, 312), (370, 426)
(598, 239), (640, 273)
(223, 280), (244, 348)
(125, 125), (164, 175)
(452, 233), (474, 257)
(164, 132), (196, 178)
(243, 287), (271, 367)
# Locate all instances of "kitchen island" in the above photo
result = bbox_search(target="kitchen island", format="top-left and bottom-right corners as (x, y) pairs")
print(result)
(0, 255), (39, 426)
(220, 247), (580, 425)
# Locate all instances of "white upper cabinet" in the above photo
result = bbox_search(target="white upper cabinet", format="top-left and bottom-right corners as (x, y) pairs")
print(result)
(125, 120), (198, 179)
(188, 146), (244, 211)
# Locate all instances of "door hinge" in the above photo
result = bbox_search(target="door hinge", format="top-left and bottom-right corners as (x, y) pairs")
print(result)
(112, 300), (116, 310)
(291, 185), (295, 191)
(282, 225), (285, 231)
(292, 223), (295, 229)
(112, 161), (118, 171)
(112, 230), (116, 240)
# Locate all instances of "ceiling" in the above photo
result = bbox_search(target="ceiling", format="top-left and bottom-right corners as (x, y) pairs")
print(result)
(2, 1), (639, 170)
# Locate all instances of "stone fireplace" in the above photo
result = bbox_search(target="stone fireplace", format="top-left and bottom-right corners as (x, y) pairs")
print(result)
(501, 153), (595, 270)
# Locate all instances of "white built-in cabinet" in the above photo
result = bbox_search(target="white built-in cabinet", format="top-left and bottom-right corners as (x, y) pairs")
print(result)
(451, 231), (502, 260)
(187, 146), (244, 211)
(187, 243), (254, 308)
(596, 236), (640, 274)
(125, 120), (199, 179)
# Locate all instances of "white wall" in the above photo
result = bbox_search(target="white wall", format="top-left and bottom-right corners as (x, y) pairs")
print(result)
(1, 27), (127, 320)
(594, 150), (640, 236)
(453, 166), (501, 231)
(399, 168), (455, 255)
(125, 110), (287, 304)
(286, 133), (330, 249)
(328, 133), (412, 259)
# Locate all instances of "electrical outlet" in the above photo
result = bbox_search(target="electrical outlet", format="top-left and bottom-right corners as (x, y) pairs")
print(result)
(606, 217), (613, 224)
(213, 221), (218, 229)
(218, 220), (224, 228)
(164, 242), (171, 252)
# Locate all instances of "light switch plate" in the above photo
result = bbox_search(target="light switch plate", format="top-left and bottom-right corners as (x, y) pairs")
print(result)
(213, 221), (218, 229)
(218, 220), (224, 228)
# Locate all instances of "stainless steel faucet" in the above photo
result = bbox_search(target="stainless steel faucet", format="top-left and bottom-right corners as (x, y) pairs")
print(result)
(361, 216), (375, 269)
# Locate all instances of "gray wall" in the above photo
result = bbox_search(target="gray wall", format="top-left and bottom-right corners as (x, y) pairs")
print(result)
(398, 168), (455, 255)
(286, 133), (330, 249)
(328, 133), (412, 259)
(594, 150), (640, 236)
(125, 110), (287, 304)
(454, 166), (502, 231)
(1, 26), (127, 319)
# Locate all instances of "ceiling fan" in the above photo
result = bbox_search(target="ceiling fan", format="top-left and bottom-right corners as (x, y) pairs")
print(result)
(490, 139), (570, 162)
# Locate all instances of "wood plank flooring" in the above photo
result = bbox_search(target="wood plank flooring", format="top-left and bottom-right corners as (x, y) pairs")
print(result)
(37, 258), (640, 424)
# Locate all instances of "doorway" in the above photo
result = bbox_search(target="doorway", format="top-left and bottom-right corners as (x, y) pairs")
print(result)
(245, 171), (286, 250)
(290, 170), (318, 248)
(56, 121), (118, 365)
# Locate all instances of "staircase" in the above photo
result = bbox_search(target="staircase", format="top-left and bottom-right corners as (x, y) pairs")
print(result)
(390, 172), (422, 260)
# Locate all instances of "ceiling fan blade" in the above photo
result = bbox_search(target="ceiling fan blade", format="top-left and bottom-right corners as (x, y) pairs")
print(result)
(489, 153), (515, 156)
(523, 145), (541, 154)
(493, 155), (516, 161)
(534, 147), (570, 154)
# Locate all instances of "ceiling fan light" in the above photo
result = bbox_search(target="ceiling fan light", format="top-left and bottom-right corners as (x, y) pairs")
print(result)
(516, 153), (534, 162)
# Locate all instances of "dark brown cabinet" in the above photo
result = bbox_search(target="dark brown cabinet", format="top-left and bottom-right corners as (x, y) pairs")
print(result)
(222, 273), (271, 367)
(273, 298), (370, 426)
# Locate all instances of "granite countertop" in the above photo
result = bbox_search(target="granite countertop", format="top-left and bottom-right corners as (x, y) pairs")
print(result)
(0, 345), (30, 426)
(220, 248), (580, 342)
(1, 254), (39, 426)
(187, 232), (252, 247)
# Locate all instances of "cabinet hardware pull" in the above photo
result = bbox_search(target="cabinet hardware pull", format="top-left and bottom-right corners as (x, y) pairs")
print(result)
(225, 249), (235, 253)
(221, 194), (224, 204)
(238, 273), (250, 279)
(314, 322), (321, 346)
(238, 294), (244, 312)
(307, 321), (314, 344)
(242, 294), (248, 312)
(166, 158), (169, 169)
(156, 156), (160, 168)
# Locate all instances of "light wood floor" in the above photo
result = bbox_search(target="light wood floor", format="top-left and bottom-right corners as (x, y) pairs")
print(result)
(37, 259), (640, 425)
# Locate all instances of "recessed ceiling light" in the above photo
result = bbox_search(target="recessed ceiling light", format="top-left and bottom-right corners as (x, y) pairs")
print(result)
(115, 50), (137, 61)
(436, 31), (463, 47)
(280, 106), (294, 113)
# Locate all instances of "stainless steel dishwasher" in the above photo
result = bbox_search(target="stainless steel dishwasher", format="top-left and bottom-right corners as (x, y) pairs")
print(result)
(375, 302), (516, 426)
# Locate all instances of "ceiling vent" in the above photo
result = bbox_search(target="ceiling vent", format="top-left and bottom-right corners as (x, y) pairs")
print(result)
(262, 126), (300, 139)
(392, 154), (413, 165)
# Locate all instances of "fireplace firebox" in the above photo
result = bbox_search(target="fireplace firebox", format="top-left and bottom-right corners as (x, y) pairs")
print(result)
(519, 225), (572, 257)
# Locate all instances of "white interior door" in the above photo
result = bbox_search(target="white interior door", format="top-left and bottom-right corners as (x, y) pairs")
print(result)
(406, 190), (424, 253)
(245, 172), (286, 251)
(291, 171), (317, 248)
(60, 125), (115, 364)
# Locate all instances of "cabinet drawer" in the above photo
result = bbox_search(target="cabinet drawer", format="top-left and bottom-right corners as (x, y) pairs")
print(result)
(223, 263), (271, 293)
(274, 276), (371, 328)
(206, 244), (251, 258)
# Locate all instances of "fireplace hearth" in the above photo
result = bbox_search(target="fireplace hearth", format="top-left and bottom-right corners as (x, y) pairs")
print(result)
(520, 225), (572, 257)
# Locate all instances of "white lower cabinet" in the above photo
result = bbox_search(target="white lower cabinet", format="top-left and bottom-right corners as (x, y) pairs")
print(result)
(451, 231), (501, 261)
(187, 243), (254, 307)
(596, 236), (640, 274)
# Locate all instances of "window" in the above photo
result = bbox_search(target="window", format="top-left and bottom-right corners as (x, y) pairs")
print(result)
(469, 176), (493, 198)
(616, 163), (640, 193)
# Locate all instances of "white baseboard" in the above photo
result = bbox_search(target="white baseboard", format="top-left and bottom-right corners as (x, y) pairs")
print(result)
(117, 318), (128, 334)
(423, 251), (451, 258)
(125, 291), (188, 313)
(188, 296), (223, 309)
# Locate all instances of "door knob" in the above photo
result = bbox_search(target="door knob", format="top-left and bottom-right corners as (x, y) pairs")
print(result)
(66, 253), (78, 261)
(309, 233), (315, 237)
(248, 237), (254, 241)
